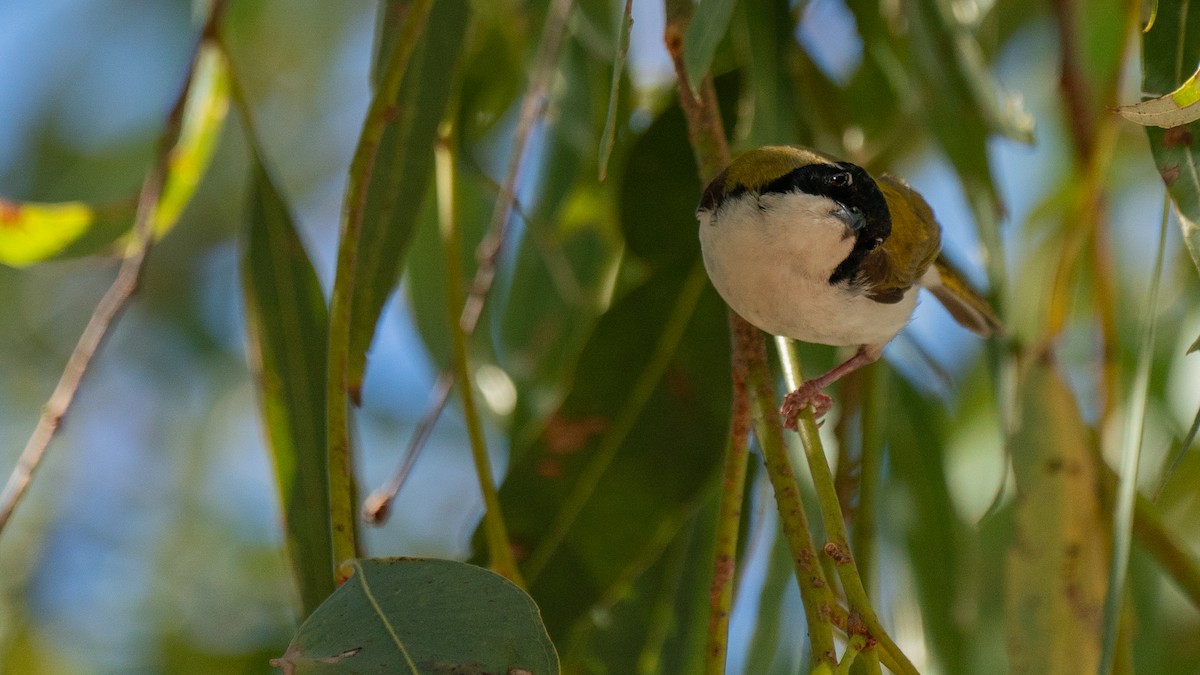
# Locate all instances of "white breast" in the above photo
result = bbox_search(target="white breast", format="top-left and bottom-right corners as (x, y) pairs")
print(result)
(698, 191), (916, 347)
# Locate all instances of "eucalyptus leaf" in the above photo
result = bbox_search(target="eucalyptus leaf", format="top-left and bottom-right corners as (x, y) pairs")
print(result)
(344, 0), (469, 399)
(272, 558), (559, 674)
(1140, 0), (1200, 278)
(1117, 64), (1200, 127)
(683, 0), (737, 95)
(240, 142), (334, 618)
(1005, 360), (1106, 673)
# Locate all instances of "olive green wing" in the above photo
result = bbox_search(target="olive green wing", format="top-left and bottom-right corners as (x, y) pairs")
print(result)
(925, 255), (1005, 337)
(859, 175), (942, 303)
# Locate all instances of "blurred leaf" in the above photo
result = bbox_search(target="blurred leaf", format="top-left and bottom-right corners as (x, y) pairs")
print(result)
(502, 40), (623, 433)
(735, 0), (802, 148)
(494, 262), (730, 646)
(154, 43), (231, 237)
(0, 41), (229, 267)
(240, 142), (333, 619)
(885, 372), (972, 673)
(345, 0), (469, 398)
(1005, 359), (1106, 674)
(566, 497), (717, 673)
(272, 558), (559, 674)
(481, 79), (736, 650)
(1140, 0), (1200, 278)
(0, 200), (93, 267)
(597, 0), (632, 182)
(683, 0), (737, 94)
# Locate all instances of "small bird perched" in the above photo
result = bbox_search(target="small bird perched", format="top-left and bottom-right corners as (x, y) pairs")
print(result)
(696, 146), (1001, 430)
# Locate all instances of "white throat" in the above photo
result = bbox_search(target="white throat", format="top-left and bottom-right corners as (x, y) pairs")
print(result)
(698, 191), (915, 347)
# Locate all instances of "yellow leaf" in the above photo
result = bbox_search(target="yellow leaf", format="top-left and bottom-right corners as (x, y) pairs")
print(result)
(0, 199), (94, 268)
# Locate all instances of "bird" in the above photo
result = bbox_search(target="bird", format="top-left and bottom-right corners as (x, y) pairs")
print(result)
(696, 145), (1001, 430)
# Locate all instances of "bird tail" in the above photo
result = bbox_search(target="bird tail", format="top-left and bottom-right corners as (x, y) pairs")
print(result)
(921, 255), (1005, 337)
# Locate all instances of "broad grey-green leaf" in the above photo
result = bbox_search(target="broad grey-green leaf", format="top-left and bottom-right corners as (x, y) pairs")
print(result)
(683, 0), (737, 94)
(271, 558), (559, 674)
(241, 144), (333, 618)
(1140, 0), (1200, 278)
(345, 0), (469, 399)
(1005, 359), (1106, 674)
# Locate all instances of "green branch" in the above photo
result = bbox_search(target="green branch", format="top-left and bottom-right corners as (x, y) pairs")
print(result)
(434, 132), (523, 586)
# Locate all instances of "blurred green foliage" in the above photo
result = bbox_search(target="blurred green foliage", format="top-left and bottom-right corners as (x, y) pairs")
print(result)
(1, 0), (1199, 673)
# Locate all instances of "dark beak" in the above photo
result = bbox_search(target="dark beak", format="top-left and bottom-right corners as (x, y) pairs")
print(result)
(832, 202), (865, 234)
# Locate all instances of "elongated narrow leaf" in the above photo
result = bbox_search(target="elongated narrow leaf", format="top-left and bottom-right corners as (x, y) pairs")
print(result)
(241, 146), (333, 618)
(345, 0), (469, 397)
(0, 40), (229, 267)
(598, 0), (633, 181)
(1140, 0), (1200, 278)
(272, 558), (559, 674)
(683, 0), (737, 94)
(1005, 359), (1106, 673)
(1118, 63), (1200, 127)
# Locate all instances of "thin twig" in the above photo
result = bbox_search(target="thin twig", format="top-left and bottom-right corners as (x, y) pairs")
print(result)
(362, 0), (576, 523)
(0, 4), (228, 534)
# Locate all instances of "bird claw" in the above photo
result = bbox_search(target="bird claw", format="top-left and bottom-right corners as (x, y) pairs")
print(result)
(780, 383), (833, 431)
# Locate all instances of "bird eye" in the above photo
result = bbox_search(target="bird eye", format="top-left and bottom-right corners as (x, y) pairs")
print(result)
(829, 171), (853, 187)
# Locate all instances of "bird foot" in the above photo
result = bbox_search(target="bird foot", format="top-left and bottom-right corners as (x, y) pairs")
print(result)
(780, 382), (833, 431)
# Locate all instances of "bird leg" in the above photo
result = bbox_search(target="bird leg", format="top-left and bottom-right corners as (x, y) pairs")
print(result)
(780, 344), (882, 431)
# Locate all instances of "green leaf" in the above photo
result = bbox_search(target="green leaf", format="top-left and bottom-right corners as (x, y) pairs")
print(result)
(736, 0), (802, 148)
(0, 41), (229, 267)
(683, 0), (737, 94)
(240, 142), (333, 619)
(1140, 0), (1200, 278)
(1118, 64), (1200, 127)
(345, 0), (469, 399)
(495, 261), (730, 646)
(272, 558), (559, 674)
(598, 0), (633, 181)
(1005, 360), (1106, 673)
(884, 373), (972, 673)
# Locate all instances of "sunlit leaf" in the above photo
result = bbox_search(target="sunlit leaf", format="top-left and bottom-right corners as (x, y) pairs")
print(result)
(1140, 0), (1200, 278)
(0, 41), (229, 268)
(1118, 64), (1200, 127)
(0, 200), (94, 267)
(271, 558), (559, 674)
(154, 42), (231, 237)
(240, 139), (333, 619)
(683, 0), (737, 94)
(1005, 359), (1106, 673)
(344, 0), (469, 399)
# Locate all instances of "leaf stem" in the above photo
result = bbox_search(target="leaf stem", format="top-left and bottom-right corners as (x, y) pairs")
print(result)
(326, 0), (435, 581)
(434, 131), (524, 587)
(0, 5), (227, 535)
